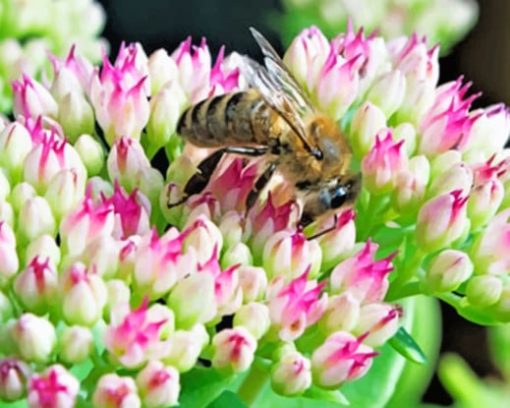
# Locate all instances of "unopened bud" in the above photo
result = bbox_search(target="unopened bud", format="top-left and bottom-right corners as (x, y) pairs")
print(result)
(59, 326), (93, 364)
(425, 250), (474, 293)
(74, 134), (105, 177)
(211, 327), (257, 373)
(233, 302), (270, 340)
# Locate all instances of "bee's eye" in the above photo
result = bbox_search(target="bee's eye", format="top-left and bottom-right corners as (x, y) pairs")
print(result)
(330, 187), (347, 208)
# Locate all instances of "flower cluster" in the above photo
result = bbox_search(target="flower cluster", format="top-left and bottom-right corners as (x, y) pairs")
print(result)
(0, 21), (509, 407)
(0, 0), (106, 113)
(280, 0), (478, 55)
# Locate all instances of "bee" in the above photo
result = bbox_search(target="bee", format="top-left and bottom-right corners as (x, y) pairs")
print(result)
(170, 28), (361, 237)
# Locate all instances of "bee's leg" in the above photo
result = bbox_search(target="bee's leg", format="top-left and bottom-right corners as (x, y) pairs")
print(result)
(245, 162), (277, 213)
(304, 213), (339, 240)
(168, 146), (268, 208)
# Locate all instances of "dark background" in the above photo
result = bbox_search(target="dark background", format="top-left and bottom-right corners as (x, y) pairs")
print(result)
(97, 0), (508, 404)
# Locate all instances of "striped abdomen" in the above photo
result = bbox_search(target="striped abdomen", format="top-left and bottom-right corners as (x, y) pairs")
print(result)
(177, 89), (282, 148)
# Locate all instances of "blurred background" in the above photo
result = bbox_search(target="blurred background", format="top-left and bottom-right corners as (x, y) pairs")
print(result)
(95, 0), (509, 405)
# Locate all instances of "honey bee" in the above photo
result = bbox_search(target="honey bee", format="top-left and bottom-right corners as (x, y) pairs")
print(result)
(171, 28), (361, 237)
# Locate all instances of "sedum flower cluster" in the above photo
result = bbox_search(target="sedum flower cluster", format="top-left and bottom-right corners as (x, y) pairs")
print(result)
(0, 23), (509, 407)
(279, 0), (478, 55)
(0, 0), (106, 113)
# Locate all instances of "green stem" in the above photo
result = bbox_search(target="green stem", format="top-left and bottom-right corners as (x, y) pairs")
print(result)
(237, 359), (270, 406)
(386, 281), (422, 302)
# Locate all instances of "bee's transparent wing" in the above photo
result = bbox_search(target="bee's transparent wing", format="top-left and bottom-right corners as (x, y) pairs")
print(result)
(249, 27), (315, 114)
(240, 28), (320, 156)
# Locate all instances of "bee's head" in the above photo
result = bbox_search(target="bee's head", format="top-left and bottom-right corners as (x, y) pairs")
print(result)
(299, 173), (361, 227)
(308, 116), (353, 176)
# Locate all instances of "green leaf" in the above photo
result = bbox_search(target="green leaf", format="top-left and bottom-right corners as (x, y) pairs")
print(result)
(303, 387), (349, 405)
(208, 391), (247, 408)
(255, 386), (349, 408)
(389, 327), (427, 364)
(179, 366), (238, 408)
(387, 296), (442, 408)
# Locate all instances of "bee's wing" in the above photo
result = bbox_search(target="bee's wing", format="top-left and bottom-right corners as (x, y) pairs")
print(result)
(241, 28), (320, 156)
(249, 27), (315, 115)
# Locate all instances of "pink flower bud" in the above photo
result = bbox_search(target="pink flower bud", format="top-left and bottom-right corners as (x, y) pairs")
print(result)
(271, 349), (312, 396)
(136, 360), (180, 408)
(263, 230), (322, 281)
(248, 193), (295, 260)
(313, 50), (362, 120)
(17, 196), (56, 243)
(0, 221), (19, 284)
(58, 326), (93, 364)
(90, 50), (150, 145)
(350, 102), (387, 159)
(416, 190), (469, 252)
(468, 162), (504, 229)
(172, 37), (211, 103)
(425, 249), (474, 293)
(393, 155), (430, 215)
(393, 34), (439, 86)
(163, 325), (209, 372)
(45, 168), (86, 222)
(311, 331), (377, 389)
(233, 302), (270, 340)
(13, 74), (58, 119)
(59, 194), (115, 257)
(148, 49), (179, 95)
(466, 275), (503, 307)
(330, 240), (394, 304)
(107, 136), (151, 192)
(238, 265), (268, 303)
(319, 293), (360, 336)
(134, 229), (196, 299)
(196, 248), (242, 317)
(367, 70), (406, 118)
(428, 162), (473, 198)
(10, 313), (56, 363)
(316, 210), (356, 270)
(419, 78), (479, 157)
(92, 374), (141, 408)
(267, 269), (328, 341)
(105, 300), (174, 369)
(183, 216), (223, 264)
(362, 130), (408, 195)
(102, 181), (151, 239)
(212, 327), (257, 373)
(469, 209), (510, 274)
(182, 192), (222, 226)
(283, 26), (330, 91)
(118, 236), (140, 280)
(50, 45), (94, 97)
(430, 150), (463, 180)
(28, 365), (79, 408)
(0, 122), (32, 182)
(60, 263), (107, 326)
(221, 242), (252, 269)
(0, 359), (30, 401)
(354, 304), (400, 347)
(23, 132), (86, 194)
(462, 104), (510, 160)
(14, 256), (58, 315)
(207, 158), (257, 213)
(397, 77), (436, 125)
(82, 235), (120, 279)
(208, 45), (240, 96)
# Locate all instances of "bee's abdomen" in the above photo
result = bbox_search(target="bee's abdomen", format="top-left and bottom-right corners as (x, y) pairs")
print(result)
(177, 89), (274, 147)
